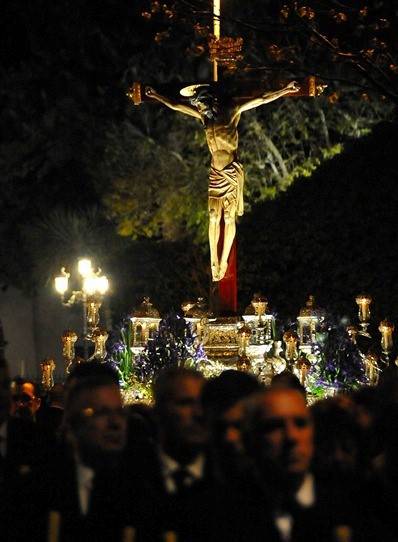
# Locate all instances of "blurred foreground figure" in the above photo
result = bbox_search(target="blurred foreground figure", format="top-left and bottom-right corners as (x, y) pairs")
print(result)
(218, 387), (393, 541)
(18, 370), (153, 541)
(1, 378), (41, 539)
(202, 370), (261, 483)
(140, 367), (216, 540)
(10, 378), (41, 421)
(366, 378), (398, 539)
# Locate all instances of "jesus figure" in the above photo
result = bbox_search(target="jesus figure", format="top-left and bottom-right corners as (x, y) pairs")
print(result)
(145, 80), (299, 281)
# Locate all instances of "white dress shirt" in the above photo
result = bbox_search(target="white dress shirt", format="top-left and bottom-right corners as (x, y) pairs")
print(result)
(159, 450), (205, 494)
(76, 461), (95, 515)
(274, 472), (316, 542)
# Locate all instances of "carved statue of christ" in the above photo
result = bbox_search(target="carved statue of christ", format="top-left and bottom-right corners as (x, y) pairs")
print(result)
(145, 80), (299, 281)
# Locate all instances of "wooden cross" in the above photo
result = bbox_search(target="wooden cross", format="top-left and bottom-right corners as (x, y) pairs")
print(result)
(127, 1), (325, 315)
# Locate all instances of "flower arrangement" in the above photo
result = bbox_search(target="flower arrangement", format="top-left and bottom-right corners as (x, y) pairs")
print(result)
(107, 312), (207, 402)
(309, 318), (368, 395)
(134, 312), (207, 382)
(106, 318), (135, 388)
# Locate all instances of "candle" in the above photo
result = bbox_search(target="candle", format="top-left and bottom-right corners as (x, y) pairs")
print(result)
(379, 319), (394, 353)
(47, 510), (61, 542)
(122, 527), (136, 542)
(355, 294), (372, 323)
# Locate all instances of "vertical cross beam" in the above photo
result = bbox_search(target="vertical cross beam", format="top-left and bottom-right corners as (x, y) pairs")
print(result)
(213, 0), (220, 82)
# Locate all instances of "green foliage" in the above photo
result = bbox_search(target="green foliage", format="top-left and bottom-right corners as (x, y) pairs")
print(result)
(102, 112), (209, 244)
(111, 324), (135, 389)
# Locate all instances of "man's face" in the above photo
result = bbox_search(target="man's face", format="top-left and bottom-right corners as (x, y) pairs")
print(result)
(192, 91), (218, 120)
(160, 376), (207, 450)
(253, 389), (313, 478)
(70, 385), (127, 462)
(215, 400), (245, 454)
(11, 382), (41, 419)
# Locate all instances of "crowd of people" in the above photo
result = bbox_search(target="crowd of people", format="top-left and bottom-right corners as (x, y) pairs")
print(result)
(0, 359), (397, 541)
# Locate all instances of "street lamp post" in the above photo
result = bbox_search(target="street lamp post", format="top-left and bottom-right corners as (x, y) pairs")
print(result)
(54, 258), (109, 362)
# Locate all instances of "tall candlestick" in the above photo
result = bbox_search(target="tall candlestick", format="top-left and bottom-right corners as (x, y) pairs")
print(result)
(355, 294), (372, 337)
(379, 319), (394, 363)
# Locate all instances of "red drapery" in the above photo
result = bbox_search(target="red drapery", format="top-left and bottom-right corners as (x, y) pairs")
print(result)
(217, 220), (237, 314)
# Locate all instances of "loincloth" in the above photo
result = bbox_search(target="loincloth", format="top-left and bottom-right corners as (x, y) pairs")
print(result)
(208, 161), (244, 217)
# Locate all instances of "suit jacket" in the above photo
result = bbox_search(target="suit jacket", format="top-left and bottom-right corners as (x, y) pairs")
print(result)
(14, 444), (156, 542)
(211, 470), (396, 542)
(0, 417), (41, 530)
(135, 444), (220, 542)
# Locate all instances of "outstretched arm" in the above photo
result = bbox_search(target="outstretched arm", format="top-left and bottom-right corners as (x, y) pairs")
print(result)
(236, 81), (300, 114)
(145, 86), (201, 120)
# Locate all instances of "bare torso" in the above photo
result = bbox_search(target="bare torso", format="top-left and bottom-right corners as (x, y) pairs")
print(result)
(202, 106), (241, 170)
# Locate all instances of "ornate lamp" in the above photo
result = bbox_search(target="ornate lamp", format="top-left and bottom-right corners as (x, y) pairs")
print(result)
(378, 319), (394, 364)
(297, 295), (319, 352)
(54, 268), (70, 296)
(54, 258), (110, 362)
(238, 324), (251, 355)
(346, 325), (359, 344)
(130, 297), (161, 350)
(252, 294), (271, 344)
(62, 330), (78, 373)
(364, 352), (380, 385)
(181, 297), (210, 342)
(242, 293), (274, 345)
(40, 358), (56, 391)
(355, 294), (372, 337)
(237, 324), (252, 372)
(283, 330), (299, 369)
(90, 327), (109, 361)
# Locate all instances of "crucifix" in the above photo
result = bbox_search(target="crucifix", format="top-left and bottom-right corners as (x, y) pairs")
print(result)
(128, 1), (324, 314)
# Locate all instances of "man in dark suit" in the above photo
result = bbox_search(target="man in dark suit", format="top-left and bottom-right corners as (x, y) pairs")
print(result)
(18, 369), (153, 541)
(201, 369), (262, 486)
(142, 367), (215, 541)
(1, 375), (42, 540)
(220, 387), (394, 542)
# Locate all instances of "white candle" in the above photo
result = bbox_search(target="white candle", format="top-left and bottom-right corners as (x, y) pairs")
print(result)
(122, 527), (136, 542)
